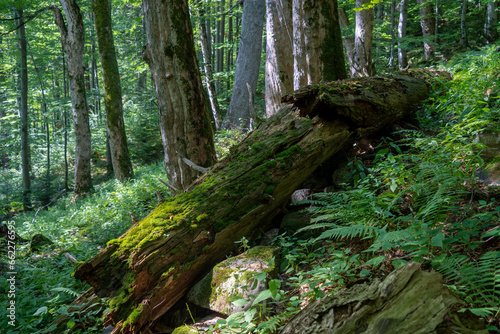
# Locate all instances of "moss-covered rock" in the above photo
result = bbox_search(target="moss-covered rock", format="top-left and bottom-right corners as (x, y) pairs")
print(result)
(30, 234), (54, 253)
(187, 246), (278, 315)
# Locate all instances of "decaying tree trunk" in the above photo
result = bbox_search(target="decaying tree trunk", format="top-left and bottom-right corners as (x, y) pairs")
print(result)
(280, 263), (488, 334)
(70, 74), (433, 334)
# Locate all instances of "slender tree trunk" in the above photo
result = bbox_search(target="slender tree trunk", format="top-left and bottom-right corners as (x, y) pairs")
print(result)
(351, 0), (375, 77)
(222, 0), (266, 130)
(417, 0), (436, 60)
(197, 1), (221, 129)
(51, 0), (93, 200)
(227, 0), (233, 92)
(398, 0), (409, 69)
(389, 0), (396, 71)
(338, 7), (354, 67)
(62, 50), (69, 191)
(18, 9), (32, 210)
(460, 0), (468, 48)
(485, 2), (498, 43)
(376, 3), (384, 59)
(265, 0), (293, 117)
(216, 0), (225, 86)
(92, 0), (134, 182)
(142, 0), (217, 191)
(293, 0), (347, 89)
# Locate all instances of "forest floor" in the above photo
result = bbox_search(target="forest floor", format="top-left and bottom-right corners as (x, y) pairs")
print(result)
(1, 44), (500, 333)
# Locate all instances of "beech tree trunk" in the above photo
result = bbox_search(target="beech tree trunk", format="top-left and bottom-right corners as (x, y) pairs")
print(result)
(484, 2), (498, 43)
(51, 0), (93, 199)
(460, 0), (468, 47)
(293, 0), (347, 90)
(398, 0), (409, 69)
(222, 0), (266, 130)
(389, 0), (396, 71)
(18, 9), (32, 210)
(142, 0), (217, 191)
(338, 7), (354, 68)
(72, 74), (433, 334)
(265, 0), (293, 117)
(352, 0), (375, 77)
(196, 1), (221, 129)
(92, 0), (134, 182)
(417, 0), (436, 60)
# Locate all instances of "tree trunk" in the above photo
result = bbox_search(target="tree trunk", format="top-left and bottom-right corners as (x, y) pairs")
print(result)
(18, 9), (32, 211)
(197, 1), (222, 129)
(293, 0), (347, 90)
(72, 74), (433, 334)
(389, 0), (396, 71)
(338, 7), (354, 68)
(142, 0), (217, 191)
(398, 0), (409, 69)
(222, 0), (266, 130)
(417, 0), (436, 60)
(92, 0), (134, 182)
(51, 0), (93, 200)
(460, 0), (468, 48)
(351, 0), (375, 77)
(484, 2), (498, 43)
(265, 0), (293, 118)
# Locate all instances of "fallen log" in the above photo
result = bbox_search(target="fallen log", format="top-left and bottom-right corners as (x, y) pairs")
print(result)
(72, 74), (433, 333)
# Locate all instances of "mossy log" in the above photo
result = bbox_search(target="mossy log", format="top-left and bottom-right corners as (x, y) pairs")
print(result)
(72, 75), (432, 333)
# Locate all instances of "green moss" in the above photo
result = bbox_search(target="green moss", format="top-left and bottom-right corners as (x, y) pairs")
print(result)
(172, 325), (198, 334)
(264, 185), (275, 195)
(122, 303), (144, 329)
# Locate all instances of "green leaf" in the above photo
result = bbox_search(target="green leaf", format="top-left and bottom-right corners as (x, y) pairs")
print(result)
(430, 232), (445, 248)
(365, 255), (386, 266)
(268, 279), (281, 299)
(67, 320), (76, 329)
(253, 272), (267, 281)
(232, 298), (250, 307)
(33, 306), (48, 316)
(252, 290), (273, 306)
(244, 308), (257, 322)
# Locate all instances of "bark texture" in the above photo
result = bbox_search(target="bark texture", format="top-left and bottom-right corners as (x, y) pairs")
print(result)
(293, 0), (347, 90)
(73, 74), (432, 334)
(196, 1), (221, 129)
(51, 0), (92, 199)
(338, 7), (354, 68)
(142, 0), (217, 191)
(92, 0), (134, 182)
(18, 9), (32, 210)
(280, 263), (488, 334)
(417, 0), (436, 60)
(222, 0), (266, 130)
(398, 0), (409, 69)
(485, 2), (498, 43)
(265, 0), (293, 117)
(351, 0), (375, 77)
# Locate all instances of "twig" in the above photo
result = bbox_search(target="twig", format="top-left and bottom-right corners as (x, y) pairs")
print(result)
(0, 6), (52, 36)
(158, 178), (178, 192)
(63, 252), (77, 264)
(181, 157), (209, 174)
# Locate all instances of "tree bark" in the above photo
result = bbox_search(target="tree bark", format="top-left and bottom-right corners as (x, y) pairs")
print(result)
(92, 0), (134, 182)
(222, 0), (266, 130)
(417, 0), (436, 60)
(18, 9), (32, 210)
(142, 0), (217, 191)
(484, 2), (498, 43)
(73, 74), (433, 334)
(293, 0), (347, 90)
(338, 7), (354, 68)
(51, 0), (93, 200)
(460, 0), (468, 48)
(196, 1), (222, 129)
(398, 0), (409, 69)
(351, 0), (375, 77)
(389, 0), (396, 71)
(265, 0), (293, 118)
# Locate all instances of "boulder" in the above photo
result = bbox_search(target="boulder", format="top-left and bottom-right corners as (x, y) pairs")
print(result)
(30, 234), (54, 253)
(187, 246), (278, 315)
(280, 263), (488, 334)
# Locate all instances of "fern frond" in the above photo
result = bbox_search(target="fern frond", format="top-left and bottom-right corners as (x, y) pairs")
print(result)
(51, 287), (80, 297)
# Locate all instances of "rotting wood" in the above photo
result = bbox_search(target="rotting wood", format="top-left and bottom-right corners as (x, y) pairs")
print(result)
(60, 74), (438, 334)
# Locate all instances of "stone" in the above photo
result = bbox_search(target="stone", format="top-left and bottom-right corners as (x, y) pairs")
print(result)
(30, 234), (54, 253)
(187, 246), (278, 315)
(280, 263), (488, 334)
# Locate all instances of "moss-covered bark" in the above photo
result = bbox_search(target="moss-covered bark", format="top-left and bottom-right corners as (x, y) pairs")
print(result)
(92, 0), (133, 182)
(72, 75), (432, 334)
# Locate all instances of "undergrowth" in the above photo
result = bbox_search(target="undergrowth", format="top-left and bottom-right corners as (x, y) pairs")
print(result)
(207, 44), (500, 333)
(0, 163), (169, 333)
